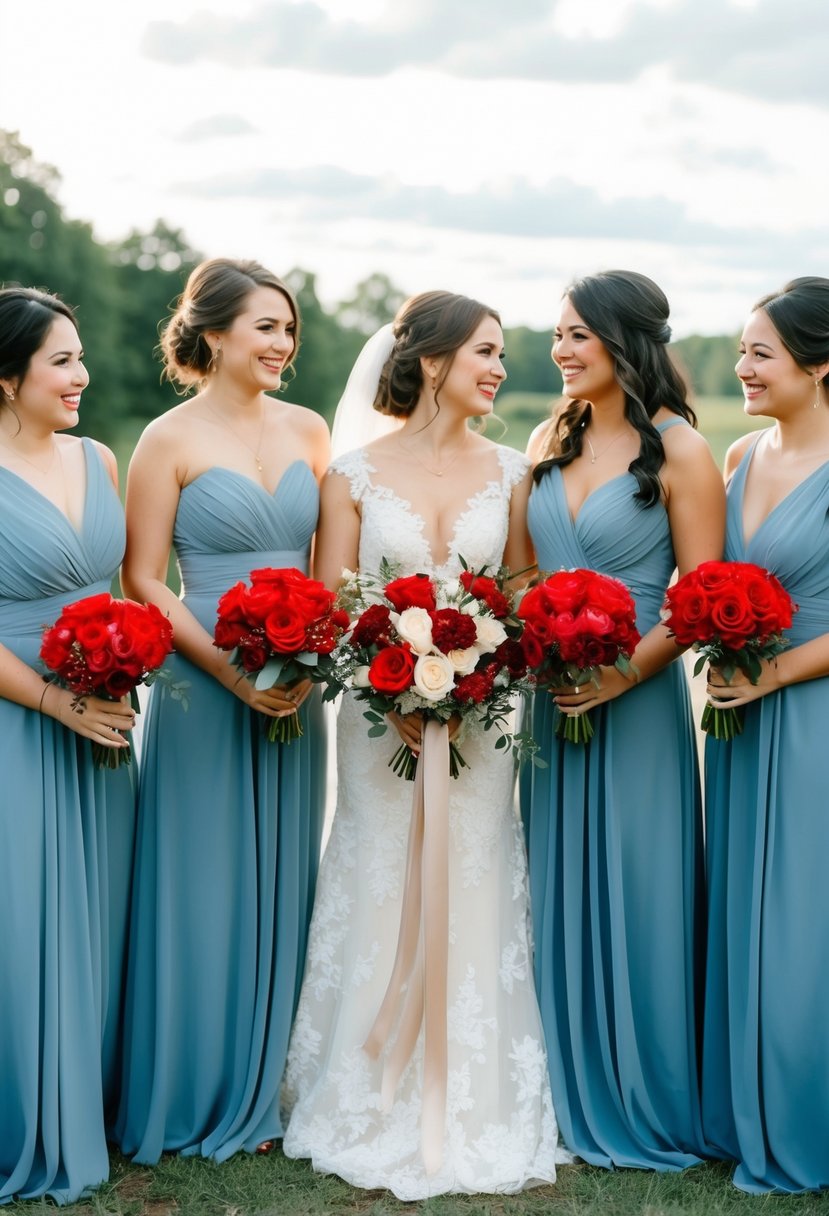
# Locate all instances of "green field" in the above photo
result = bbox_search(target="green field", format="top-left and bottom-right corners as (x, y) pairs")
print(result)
(494, 392), (766, 470)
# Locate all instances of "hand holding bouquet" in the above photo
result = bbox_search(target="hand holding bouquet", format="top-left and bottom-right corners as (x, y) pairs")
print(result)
(332, 559), (533, 779)
(518, 568), (641, 744)
(40, 592), (175, 768)
(214, 566), (349, 742)
(662, 559), (796, 739)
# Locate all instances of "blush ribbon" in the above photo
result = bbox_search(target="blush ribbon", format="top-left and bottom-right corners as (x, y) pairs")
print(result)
(362, 717), (450, 1175)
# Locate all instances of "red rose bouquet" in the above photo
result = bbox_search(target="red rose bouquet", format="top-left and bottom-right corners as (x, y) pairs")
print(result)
(518, 568), (641, 744)
(661, 559), (796, 739)
(331, 559), (535, 779)
(213, 566), (349, 742)
(40, 592), (175, 769)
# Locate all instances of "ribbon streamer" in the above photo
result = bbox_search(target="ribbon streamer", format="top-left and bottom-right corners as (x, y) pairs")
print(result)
(362, 718), (450, 1175)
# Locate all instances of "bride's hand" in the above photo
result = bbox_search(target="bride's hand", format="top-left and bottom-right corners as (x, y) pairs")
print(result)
(388, 709), (462, 750)
(388, 709), (423, 751)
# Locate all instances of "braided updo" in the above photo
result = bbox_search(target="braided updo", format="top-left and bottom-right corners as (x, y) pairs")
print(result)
(160, 258), (299, 390)
(374, 290), (500, 417)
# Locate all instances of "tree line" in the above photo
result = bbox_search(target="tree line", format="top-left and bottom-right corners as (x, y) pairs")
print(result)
(0, 129), (741, 443)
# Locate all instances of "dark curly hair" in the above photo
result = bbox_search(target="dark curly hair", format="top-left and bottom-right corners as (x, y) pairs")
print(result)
(534, 269), (696, 506)
(374, 290), (500, 418)
(160, 257), (299, 390)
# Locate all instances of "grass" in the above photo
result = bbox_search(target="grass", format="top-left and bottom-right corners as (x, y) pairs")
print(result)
(494, 392), (766, 470)
(7, 1150), (829, 1216)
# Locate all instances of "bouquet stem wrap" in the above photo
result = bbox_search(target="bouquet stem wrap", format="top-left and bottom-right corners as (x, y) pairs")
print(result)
(362, 719), (450, 1176)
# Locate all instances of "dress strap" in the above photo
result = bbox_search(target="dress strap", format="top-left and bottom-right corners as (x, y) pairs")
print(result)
(496, 445), (531, 492)
(655, 416), (690, 435)
(327, 448), (375, 504)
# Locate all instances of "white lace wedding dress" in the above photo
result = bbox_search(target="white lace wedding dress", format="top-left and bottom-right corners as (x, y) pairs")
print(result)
(282, 445), (570, 1199)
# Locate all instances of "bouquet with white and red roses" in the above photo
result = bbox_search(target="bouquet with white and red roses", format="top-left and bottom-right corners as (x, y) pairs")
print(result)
(214, 566), (350, 742)
(331, 558), (536, 778)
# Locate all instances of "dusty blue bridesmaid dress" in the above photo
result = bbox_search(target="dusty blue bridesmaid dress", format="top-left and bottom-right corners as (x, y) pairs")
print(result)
(115, 461), (326, 1163)
(0, 438), (135, 1204)
(521, 419), (706, 1169)
(703, 440), (829, 1193)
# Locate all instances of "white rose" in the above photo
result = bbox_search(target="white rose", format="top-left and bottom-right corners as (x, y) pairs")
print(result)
(446, 646), (479, 675)
(474, 615), (508, 653)
(352, 665), (372, 688)
(395, 607), (434, 654)
(413, 653), (456, 702)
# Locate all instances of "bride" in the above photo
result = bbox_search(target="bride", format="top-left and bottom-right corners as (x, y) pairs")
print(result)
(282, 291), (570, 1198)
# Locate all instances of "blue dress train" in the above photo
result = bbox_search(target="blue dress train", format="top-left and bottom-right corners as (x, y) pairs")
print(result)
(115, 462), (326, 1162)
(0, 439), (135, 1204)
(521, 420), (706, 1169)
(702, 440), (829, 1193)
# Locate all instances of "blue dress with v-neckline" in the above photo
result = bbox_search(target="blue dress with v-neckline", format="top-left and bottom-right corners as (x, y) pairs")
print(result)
(0, 438), (136, 1204)
(114, 459), (326, 1163)
(521, 418), (707, 1170)
(702, 436), (829, 1193)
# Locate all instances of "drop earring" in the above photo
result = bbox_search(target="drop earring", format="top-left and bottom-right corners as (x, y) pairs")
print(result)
(814, 378), (822, 410)
(212, 341), (223, 374)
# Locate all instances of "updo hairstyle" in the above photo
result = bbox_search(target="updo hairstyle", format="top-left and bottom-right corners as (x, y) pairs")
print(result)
(755, 277), (829, 388)
(374, 290), (500, 417)
(160, 257), (299, 390)
(535, 269), (695, 506)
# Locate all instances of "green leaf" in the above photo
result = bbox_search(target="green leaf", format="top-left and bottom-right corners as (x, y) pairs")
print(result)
(254, 658), (284, 690)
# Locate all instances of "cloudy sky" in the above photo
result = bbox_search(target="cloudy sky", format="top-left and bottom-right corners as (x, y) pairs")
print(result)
(3, 0), (827, 335)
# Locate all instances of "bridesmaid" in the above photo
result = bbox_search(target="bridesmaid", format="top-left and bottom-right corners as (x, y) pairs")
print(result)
(522, 269), (724, 1169)
(702, 277), (829, 1193)
(114, 258), (329, 1162)
(0, 287), (135, 1202)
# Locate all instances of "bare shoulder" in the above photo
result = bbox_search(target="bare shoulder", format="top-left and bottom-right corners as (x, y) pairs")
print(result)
(526, 418), (554, 465)
(276, 398), (329, 438)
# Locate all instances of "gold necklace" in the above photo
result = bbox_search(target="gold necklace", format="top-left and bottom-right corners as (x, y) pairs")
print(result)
(205, 403), (267, 473)
(0, 435), (59, 475)
(583, 426), (628, 464)
(400, 435), (469, 478)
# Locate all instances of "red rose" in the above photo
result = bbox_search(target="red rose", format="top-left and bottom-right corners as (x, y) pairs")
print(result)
(216, 581), (250, 623)
(709, 588), (756, 647)
(214, 620), (250, 651)
(521, 627), (546, 669)
(60, 592), (114, 622)
(542, 570), (591, 614)
(244, 584), (282, 624)
(241, 642), (268, 672)
(368, 645), (416, 694)
(460, 572), (511, 619)
(384, 574), (437, 612)
(86, 647), (115, 675)
(695, 561), (736, 592)
(430, 608), (478, 653)
(104, 670), (135, 699)
(665, 579), (713, 645)
(74, 619), (113, 651)
(264, 606), (308, 653)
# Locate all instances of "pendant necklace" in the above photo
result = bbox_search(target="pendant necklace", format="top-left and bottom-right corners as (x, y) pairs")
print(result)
(206, 403), (267, 473)
(0, 435), (59, 475)
(583, 426), (628, 464)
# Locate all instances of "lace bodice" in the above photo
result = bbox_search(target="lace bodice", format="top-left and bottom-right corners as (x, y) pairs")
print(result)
(329, 445), (530, 577)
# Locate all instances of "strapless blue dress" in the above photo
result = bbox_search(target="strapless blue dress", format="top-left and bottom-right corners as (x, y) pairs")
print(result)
(114, 462), (326, 1162)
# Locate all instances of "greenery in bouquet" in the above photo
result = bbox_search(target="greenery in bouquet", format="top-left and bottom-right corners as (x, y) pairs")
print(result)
(331, 557), (539, 779)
